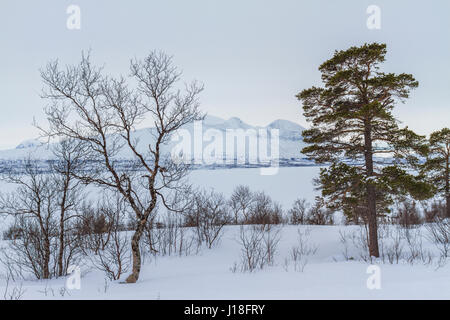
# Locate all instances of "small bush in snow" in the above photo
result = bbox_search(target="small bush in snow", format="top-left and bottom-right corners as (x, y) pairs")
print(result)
(246, 192), (284, 226)
(341, 224), (436, 265)
(284, 228), (318, 272)
(305, 200), (334, 225)
(82, 194), (130, 281)
(288, 199), (308, 225)
(185, 190), (231, 249)
(233, 225), (281, 272)
(229, 185), (254, 225)
(392, 200), (423, 228)
(229, 186), (284, 225)
(142, 213), (200, 258)
(423, 200), (446, 223)
(287, 199), (334, 226)
(426, 217), (450, 260)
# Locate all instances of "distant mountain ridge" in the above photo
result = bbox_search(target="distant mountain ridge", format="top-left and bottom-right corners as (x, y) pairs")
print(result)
(0, 116), (310, 167)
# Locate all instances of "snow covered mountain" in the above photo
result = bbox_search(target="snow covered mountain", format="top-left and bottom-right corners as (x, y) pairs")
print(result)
(15, 139), (44, 150)
(0, 116), (309, 167)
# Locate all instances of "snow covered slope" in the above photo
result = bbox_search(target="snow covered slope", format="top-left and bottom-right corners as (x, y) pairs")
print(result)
(0, 116), (308, 166)
(1, 224), (449, 300)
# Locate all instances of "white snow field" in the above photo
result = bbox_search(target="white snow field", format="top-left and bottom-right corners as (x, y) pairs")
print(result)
(0, 167), (449, 300)
(0, 224), (449, 300)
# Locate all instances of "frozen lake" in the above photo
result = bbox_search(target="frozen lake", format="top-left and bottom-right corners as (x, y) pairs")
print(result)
(188, 166), (322, 208)
(0, 166), (322, 209)
(0, 166), (324, 233)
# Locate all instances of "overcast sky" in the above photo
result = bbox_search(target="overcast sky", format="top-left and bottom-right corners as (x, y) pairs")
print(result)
(0, 0), (449, 149)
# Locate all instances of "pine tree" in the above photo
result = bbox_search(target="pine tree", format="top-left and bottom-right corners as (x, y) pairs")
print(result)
(423, 128), (450, 217)
(297, 43), (432, 257)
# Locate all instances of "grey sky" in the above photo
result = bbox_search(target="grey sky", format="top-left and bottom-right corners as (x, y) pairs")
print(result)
(0, 0), (449, 149)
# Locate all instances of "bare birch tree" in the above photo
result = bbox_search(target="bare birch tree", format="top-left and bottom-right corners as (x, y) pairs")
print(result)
(0, 150), (84, 280)
(51, 139), (87, 277)
(38, 51), (203, 283)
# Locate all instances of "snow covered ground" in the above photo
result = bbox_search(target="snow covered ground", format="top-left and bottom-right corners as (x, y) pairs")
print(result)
(0, 166), (449, 300)
(0, 224), (449, 300)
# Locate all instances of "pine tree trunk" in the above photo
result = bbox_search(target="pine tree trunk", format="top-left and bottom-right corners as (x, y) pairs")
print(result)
(367, 184), (379, 257)
(364, 122), (380, 258)
(446, 194), (450, 218)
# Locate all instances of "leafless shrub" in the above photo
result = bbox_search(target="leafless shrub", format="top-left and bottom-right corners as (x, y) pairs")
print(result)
(0, 258), (26, 300)
(403, 228), (433, 265)
(0, 140), (85, 279)
(143, 212), (200, 257)
(285, 228), (318, 272)
(58, 286), (71, 297)
(246, 192), (284, 226)
(392, 200), (423, 227)
(261, 225), (282, 266)
(37, 282), (55, 297)
(426, 218), (450, 260)
(379, 225), (404, 264)
(83, 194), (130, 281)
(344, 224), (435, 265)
(350, 225), (372, 262)
(288, 199), (308, 225)
(229, 262), (239, 273)
(305, 200), (334, 225)
(380, 225), (434, 265)
(234, 225), (281, 272)
(0, 217), (57, 280)
(0, 215), (81, 281)
(236, 225), (265, 272)
(90, 231), (130, 281)
(2, 275), (25, 300)
(229, 185), (254, 224)
(76, 201), (116, 255)
(423, 200), (446, 223)
(349, 225), (403, 264)
(0, 248), (23, 282)
(2, 225), (24, 241)
(338, 230), (353, 261)
(184, 190), (231, 248)
(100, 277), (110, 294)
